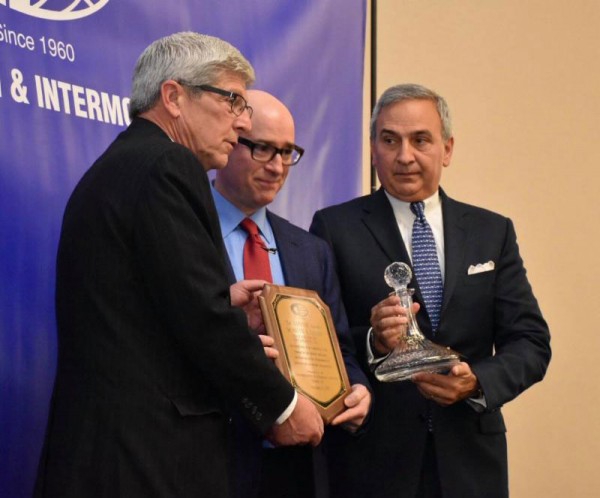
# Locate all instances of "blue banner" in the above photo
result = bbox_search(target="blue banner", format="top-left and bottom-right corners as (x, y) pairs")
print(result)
(0, 1), (366, 496)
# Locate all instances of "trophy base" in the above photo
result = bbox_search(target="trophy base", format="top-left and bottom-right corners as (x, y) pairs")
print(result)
(374, 337), (460, 382)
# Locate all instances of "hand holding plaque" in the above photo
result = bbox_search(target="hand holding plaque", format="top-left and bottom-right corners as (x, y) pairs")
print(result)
(374, 262), (460, 382)
(259, 284), (351, 423)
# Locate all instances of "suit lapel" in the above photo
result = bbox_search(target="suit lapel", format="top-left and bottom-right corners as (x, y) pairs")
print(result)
(440, 189), (469, 315)
(358, 189), (436, 315)
(365, 189), (470, 333)
(266, 211), (306, 288)
(362, 189), (411, 265)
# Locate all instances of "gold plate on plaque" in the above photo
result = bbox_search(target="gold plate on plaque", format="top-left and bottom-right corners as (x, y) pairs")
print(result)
(259, 284), (350, 424)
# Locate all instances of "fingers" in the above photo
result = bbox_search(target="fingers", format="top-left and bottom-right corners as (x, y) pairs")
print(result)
(415, 382), (451, 406)
(330, 385), (371, 432)
(330, 407), (361, 430)
(259, 334), (279, 360)
(370, 297), (410, 353)
(450, 361), (472, 377)
(370, 295), (402, 325)
(238, 279), (269, 293)
(371, 297), (409, 328)
(412, 364), (478, 406)
(259, 334), (274, 347)
(262, 347), (278, 359)
(229, 280), (268, 307)
(344, 384), (370, 408)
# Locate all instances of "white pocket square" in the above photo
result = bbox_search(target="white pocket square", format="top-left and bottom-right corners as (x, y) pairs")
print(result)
(467, 260), (495, 275)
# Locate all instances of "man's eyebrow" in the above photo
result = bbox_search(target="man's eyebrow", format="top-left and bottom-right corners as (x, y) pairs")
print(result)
(255, 138), (296, 148)
(379, 128), (433, 137)
(413, 129), (433, 136)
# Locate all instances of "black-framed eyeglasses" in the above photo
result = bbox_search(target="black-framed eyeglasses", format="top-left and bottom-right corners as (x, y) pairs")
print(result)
(238, 137), (304, 166)
(180, 83), (253, 117)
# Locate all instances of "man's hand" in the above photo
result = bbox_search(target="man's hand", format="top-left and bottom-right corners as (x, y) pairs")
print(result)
(370, 295), (420, 355)
(266, 393), (324, 447)
(259, 334), (279, 360)
(230, 279), (268, 333)
(411, 362), (480, 407)
(330, 384), (371, 433)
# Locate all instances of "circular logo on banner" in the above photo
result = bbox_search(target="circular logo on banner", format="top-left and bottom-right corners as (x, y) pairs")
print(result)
(1, 0), (110, 21)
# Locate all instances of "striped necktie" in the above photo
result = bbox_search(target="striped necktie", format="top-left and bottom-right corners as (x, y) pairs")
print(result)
(410, 201), (443, 333)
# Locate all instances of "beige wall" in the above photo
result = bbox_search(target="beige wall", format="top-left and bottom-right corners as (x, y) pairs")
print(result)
(367, 1), (600, 496)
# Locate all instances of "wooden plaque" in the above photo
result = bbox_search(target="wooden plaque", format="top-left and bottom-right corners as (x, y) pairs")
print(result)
(259, 284), (351, 424)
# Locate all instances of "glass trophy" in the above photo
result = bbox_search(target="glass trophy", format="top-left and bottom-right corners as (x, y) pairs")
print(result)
(374, 262), (461, 382)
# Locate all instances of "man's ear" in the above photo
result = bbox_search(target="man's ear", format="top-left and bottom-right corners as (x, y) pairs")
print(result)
(370, 139), (376, 167)
(161, 80), (183, 118)
(442, 136), (454, 168)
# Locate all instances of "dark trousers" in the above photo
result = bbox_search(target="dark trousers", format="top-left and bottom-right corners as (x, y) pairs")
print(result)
(258, 446), (315, 498)
(416, 434), (443, 498)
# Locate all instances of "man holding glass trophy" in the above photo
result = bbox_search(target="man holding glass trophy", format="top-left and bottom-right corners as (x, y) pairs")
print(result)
(310, 84), (551, 498)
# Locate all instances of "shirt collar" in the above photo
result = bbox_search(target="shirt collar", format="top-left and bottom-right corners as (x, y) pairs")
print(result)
(384, 189), (441, 216)
(210, 183), (272, 243)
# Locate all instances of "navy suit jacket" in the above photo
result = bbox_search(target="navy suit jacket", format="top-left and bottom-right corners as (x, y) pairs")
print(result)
(310, 188), (551, 498)
(224, 209), (370, 498)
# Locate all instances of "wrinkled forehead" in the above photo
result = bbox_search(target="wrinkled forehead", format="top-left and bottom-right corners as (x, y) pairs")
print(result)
(375, 99), (443, 135)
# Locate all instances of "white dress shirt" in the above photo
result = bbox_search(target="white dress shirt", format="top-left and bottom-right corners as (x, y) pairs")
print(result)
(366, 189), (486, 409)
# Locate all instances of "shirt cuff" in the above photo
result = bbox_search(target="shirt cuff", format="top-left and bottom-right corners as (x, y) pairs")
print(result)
(366, 327), (390, 369)
(275, 390), (297, 425)
(466, 391), (487, 412)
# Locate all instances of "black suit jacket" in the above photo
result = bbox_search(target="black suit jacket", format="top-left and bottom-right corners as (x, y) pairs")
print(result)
(34, 118), (294, 498)
(223, 210), (370, 498)
(310, 188), (551, 498)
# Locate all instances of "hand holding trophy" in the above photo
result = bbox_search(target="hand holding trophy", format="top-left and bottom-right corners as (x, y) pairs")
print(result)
(374, 262), (460, 382)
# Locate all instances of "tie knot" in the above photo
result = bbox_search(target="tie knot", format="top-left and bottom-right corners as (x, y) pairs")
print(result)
(240, 218), (260, 237)
(410, 201), (426, 222)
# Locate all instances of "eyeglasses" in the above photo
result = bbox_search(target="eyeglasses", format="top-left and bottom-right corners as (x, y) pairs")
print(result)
(237, 137), (304, 166)
(180, 83), (253, 117)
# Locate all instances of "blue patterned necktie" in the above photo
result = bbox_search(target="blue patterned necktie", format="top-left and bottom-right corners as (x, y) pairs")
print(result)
(410, 201), (443, 333)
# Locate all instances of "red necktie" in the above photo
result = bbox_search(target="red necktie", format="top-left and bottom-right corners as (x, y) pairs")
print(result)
(239, 218), (273, 282)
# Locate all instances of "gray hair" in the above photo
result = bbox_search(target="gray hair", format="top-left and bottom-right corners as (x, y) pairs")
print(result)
(370, 83), (452, 141)
(129, 32), (255, 118)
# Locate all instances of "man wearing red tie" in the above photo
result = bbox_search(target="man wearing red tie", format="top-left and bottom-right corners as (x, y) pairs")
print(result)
(211, 90), (372, 498)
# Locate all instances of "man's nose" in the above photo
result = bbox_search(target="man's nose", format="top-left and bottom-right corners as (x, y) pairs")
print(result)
(233, 109), (252, 133)
(264, 152), (285, 174)
(396, 142), (415, 164)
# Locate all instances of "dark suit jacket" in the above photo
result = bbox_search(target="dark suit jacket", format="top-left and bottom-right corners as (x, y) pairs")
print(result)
(224, 210), (370, 498)
(310, 188), (551, 498)
(34, 118), (294, 498)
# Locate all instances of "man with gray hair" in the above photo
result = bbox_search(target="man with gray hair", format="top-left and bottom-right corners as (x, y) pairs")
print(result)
(34, 32), (323, 498)
(311, 83), (551, 498)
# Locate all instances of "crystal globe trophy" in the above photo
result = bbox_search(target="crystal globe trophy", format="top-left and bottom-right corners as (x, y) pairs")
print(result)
(374, 262), (461, 382)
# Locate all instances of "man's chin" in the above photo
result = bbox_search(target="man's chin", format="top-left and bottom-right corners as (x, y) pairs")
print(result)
(201, 154), (229, 171)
